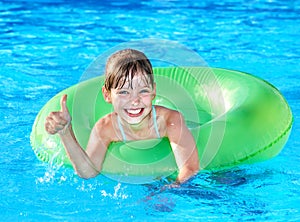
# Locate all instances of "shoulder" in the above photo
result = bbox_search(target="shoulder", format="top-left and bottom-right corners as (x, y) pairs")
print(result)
(154, 105), (184, 126)
(94, 113), (113, 129)
(155, 106), (186, 141)
(92, 113), (117, 141)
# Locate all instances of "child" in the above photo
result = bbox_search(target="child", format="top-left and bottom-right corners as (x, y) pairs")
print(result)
(45, 49), (199, 184)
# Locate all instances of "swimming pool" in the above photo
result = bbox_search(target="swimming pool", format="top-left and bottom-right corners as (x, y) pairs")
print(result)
(1, 0), (299, 220)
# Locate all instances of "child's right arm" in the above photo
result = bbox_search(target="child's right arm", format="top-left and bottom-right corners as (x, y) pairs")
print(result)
(45, 94), (106, 179)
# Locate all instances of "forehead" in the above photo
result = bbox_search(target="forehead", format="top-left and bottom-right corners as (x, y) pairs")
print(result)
(118, 73), (152, 89)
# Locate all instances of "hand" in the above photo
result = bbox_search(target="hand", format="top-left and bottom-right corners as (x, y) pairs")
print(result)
(161, 181), (181, 190)
(45, 94), (72, 135)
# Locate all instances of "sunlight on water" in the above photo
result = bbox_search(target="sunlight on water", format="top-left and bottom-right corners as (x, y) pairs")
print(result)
(1, 0), (299, 221)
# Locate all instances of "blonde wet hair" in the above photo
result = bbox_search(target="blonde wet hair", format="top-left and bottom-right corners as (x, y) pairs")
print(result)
(104, 49), (154, 91)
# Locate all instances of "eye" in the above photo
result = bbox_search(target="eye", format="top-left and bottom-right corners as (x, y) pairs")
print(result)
(140, 88), (151, 94)
(117, 90), (130, 95)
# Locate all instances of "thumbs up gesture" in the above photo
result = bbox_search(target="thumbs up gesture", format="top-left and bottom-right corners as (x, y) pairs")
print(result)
(45, 94), (72, 135)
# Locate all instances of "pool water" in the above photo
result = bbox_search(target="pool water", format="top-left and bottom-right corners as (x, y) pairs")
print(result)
(1, 0), (299, 221)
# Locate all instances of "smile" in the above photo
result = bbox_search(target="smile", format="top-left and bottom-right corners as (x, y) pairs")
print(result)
(125, 108), (144, 117)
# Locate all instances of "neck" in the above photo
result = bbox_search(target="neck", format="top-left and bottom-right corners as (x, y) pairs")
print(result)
(118, 111), (155, 140)
(127, 114), (152, 132)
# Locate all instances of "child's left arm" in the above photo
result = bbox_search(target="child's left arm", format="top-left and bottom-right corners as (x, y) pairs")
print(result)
(166, 111), (200, 184)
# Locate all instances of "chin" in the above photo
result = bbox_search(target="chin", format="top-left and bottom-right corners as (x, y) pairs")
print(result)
(126, 119), (143, 125)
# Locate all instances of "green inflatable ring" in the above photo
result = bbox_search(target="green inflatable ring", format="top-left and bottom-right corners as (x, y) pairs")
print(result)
(30, 67), (293, 183)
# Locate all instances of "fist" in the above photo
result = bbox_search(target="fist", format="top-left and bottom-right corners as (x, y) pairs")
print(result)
(45, 94), (72, 135)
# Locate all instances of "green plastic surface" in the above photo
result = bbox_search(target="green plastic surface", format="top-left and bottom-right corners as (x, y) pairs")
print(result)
(30, 67), (293, 182)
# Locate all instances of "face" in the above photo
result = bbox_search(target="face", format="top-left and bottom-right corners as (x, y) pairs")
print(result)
(103, 73), (156, 125)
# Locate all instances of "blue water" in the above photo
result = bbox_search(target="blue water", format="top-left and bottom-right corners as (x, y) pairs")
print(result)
(1, 0), (300, 221)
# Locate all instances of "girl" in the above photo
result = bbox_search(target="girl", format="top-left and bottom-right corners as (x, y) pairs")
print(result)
(45, 49), (199, 184)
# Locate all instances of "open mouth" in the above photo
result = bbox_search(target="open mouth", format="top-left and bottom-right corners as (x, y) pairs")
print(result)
(125, 108), (144, 117)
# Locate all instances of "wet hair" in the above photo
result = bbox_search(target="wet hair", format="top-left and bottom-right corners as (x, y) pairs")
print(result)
(104, 49), (154, 91)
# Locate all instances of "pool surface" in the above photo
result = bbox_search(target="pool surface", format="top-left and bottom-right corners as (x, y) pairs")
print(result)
(1, 0), (299, 221)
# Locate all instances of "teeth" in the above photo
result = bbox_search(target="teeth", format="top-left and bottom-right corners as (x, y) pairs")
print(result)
(127, 109), (142, 115)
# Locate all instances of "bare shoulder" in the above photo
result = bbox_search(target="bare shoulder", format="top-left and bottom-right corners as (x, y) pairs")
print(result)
(93, 113), (117, 141)
(95, 113), (113, 128)
(154, 105), (184, 126)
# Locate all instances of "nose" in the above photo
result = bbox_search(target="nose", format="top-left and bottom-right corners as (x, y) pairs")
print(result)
(131, 93), (140, 106)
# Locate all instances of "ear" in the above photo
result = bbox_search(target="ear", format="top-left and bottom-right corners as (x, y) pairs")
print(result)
(102, 86), (112, 103)
(152, 83), (157, 100)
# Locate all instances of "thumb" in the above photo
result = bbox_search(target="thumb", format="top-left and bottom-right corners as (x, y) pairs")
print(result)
(60, 94), (69, 115)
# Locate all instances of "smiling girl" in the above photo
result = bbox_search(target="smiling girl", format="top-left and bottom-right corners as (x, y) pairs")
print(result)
(45, 49), (199, 184)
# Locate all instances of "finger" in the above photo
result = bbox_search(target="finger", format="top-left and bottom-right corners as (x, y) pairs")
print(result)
(48, 111), (69, 124)
(47, 114), (68, 129)
(45, 114), (66, 133)
(60, 94), (69, 114)
(45, 121), (57, 134)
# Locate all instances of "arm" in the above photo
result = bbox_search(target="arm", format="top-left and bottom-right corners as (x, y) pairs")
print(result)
(166, 111), (200, 184)
(45, 94), (107, 179)
(59, 124), (100, 179)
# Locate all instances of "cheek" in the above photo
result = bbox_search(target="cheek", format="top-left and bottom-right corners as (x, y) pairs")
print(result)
(112, 97), (127, 107)
(142, 95), (154, 104)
